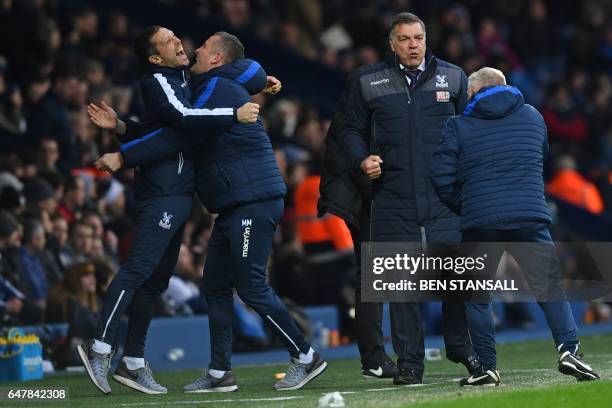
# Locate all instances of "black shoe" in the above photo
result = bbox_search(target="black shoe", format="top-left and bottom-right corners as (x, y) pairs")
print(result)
(460, 369), (500, 386)
(459, 355), (483, 376)
(362, 355), (398, 379)
(393, 368), (422, 385)
(558, 351), (599, 382)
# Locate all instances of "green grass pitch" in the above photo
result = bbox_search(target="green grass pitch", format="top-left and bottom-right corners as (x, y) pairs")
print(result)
(3, 333), (611, 407)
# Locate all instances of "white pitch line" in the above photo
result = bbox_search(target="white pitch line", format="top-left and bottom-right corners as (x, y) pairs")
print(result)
(365, 387), (400, 392)
(120, 396), (304, 406)
(364, 382), (444, 392)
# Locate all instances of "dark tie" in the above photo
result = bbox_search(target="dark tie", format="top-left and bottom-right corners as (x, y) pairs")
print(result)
(402, 68), (421, 90)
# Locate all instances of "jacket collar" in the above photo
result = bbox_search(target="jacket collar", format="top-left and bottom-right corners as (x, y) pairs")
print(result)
(149, 65), (189, 82)
(386, 49), (437, 85)
(191, 59), (264, 94)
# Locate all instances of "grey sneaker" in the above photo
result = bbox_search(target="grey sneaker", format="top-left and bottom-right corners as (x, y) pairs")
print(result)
(112, 360), (167, 394)
(274, 352), (327, 391)
(77, 339), (112, 395)
(184, 370), (238, 393)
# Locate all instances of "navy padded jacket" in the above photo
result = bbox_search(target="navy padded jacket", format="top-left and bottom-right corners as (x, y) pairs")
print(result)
(343, 52), (468, 242)
(430, 85), (552, 231)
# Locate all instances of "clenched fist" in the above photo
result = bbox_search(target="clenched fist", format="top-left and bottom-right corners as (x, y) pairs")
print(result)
(237, 102), (260, 123)
(360, 155), (383, 180)
(95, 152), (124, 173)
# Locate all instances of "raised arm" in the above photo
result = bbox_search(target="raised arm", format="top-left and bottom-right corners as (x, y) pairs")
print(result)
(87, 101), (143, 142)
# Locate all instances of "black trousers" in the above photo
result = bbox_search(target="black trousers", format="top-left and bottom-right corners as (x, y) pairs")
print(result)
(350, 215), (474, 375)
(204, 199), (310, 370)
(96, 195), (192, 357)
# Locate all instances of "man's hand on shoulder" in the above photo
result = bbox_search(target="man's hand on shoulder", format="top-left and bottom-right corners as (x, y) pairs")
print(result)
(360, 155), (383, 180)
(94, 152), (125, 173)
(237, 102), (260, 123)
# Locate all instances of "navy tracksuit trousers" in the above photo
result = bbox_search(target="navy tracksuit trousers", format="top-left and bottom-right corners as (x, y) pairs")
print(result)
(463, 223), (579, 370)
(203, 198), (310, 370)
(96, 195), (192, 357)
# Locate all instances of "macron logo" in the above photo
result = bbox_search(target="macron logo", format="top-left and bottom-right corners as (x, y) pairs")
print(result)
(370, 78), (390, 86)
(242, 219), (252, 258)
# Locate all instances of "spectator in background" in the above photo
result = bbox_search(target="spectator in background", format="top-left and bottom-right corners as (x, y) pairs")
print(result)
(67, 220), (95, 265)
(477, 17), (523, 71)
(291, 166), (356, 336)
(0, 210), (23, 285)
(46, 261), (99, 368)
(23, 177), (58, 215)
(541, 83), (589, 146)
(0, 64), (25, 137)
(57, 175), (87, 223)
(0, 273), (24, 325)
(513, 0), (559, 84)
(92, 258), (115, 301)
(163, 244), (202, 315)
(37, 137), (61, 174)
(49, 214), (72, 269)
(547, 155), (604, 214)
(27, 66), (87, 174)
(18, 219), (62, 303)
(46, 262), (98, 323)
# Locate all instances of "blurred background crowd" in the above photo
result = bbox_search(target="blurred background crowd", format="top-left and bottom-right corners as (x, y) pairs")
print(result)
(1, 0), (611, 367)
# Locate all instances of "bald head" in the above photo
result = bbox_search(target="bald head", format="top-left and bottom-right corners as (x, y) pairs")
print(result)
(467, 67), (506, 99)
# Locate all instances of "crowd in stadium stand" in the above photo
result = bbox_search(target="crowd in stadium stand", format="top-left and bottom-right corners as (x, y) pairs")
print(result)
(1, 0), (611, 362)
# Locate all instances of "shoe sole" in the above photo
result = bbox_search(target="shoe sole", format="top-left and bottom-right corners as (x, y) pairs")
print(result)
(77, 344), (111, 395)
(275, 361), (328, 391)
(362, 374), (394, 380)
(460, 382), (500, 387)
(559, 362), (599, 381)
(184, 385), (239, 393)
(112, 374), (167, 395)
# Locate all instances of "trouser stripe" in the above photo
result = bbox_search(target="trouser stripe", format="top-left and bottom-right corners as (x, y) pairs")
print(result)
(266, 315), (300, 353)
(102, 289), (126, 340)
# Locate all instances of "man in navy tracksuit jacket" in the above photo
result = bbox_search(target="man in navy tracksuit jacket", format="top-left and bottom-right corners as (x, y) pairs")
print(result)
(79, 26), (257, 395)
(430, 67), (599, 385)
(343, 13), (478, 384)
(118, 32), (327, 392)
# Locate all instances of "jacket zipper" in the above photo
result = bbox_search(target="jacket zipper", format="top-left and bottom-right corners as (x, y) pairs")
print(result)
(420, 225), (427, 251)
(177, 152), (184, 174)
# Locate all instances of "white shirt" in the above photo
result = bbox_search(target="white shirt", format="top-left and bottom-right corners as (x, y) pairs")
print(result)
(400, 59), (426, 85)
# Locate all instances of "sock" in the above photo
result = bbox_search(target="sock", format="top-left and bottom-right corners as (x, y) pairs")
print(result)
(123, 356), (145, 370)
(298, 347), (315, 364)
(209, 369), (226, 378)
(92, 339), (111, 355)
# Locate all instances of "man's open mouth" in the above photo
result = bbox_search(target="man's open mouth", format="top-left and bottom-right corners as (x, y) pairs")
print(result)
(176, 49), (186, 57)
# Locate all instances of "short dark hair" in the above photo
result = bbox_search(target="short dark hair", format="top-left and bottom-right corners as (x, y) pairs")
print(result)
(22, 219), (44, 245)
(389, 12), (426, 38)
(212, 31), (245, 64)
(134, 26), (162, 68)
